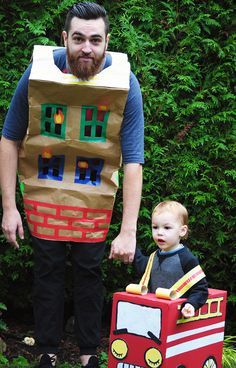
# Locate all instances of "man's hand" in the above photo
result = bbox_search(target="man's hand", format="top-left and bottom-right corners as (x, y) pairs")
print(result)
(109, 229), (136, 264)
(1, 208), (24, 249)
(0, 137), (23, 249)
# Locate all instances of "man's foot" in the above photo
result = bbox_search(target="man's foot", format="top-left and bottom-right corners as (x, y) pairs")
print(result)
(82, 355), (99, 367)
(37, 353), (57, 368)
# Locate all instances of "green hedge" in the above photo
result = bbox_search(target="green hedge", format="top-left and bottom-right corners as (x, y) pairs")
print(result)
(0, 0), (235, 333)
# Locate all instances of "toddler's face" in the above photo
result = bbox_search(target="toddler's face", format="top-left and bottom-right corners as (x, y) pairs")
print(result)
(152, 211), (187, 252)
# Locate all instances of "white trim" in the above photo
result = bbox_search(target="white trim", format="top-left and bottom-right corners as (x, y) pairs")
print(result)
(166, 332), (224, 358)
(30, 46), (130, 89)
(117, 364), (142, 368)
(167, 321), (225, 342)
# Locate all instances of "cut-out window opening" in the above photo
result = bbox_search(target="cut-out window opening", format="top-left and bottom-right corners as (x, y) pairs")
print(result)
(38, 153), (65, 181)
(80, 105), (109, 142)
(75, 157), (104, 186)
(41, 104), (67, 139)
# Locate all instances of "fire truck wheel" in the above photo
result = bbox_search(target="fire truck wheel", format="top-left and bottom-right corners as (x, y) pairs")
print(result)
(177, 365), (186, 368)
(202, 356), (217, 368)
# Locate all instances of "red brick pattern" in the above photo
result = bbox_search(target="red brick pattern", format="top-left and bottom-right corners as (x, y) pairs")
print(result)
(24, 198), (112, 242)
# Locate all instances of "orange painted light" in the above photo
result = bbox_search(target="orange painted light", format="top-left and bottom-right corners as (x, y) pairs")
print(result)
(98, 104), (108, 111)
(54, 109), (64, 124)
(42, 148), (52, 159)
(78, 161), (89, 169)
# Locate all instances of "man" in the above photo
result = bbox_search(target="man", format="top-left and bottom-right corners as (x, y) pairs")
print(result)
(0, 2), (144, 368)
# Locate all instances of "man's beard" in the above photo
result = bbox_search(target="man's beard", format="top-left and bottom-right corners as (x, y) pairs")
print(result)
(66, 47), (106, 81)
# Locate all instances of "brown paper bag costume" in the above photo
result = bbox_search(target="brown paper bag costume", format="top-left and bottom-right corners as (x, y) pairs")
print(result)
(18, 45), (130, 242)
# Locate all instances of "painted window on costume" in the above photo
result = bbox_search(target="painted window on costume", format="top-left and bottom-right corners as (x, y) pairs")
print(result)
(38, 151), (65, 181)
(41, 104), (67, 139)
(75, 157), (104, 186)
(80, 105), (109, 142)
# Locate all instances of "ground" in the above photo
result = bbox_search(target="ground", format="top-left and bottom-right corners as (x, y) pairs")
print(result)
(1, 316), (110, 366)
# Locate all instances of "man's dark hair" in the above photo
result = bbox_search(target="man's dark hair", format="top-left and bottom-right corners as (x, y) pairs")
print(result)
(64, 2), (109, 35)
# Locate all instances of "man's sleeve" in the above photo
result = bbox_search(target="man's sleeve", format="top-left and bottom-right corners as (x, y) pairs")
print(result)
(2, 49), (66, 141)
(120, 72), (144, 164)
(2, 66), (32, 141)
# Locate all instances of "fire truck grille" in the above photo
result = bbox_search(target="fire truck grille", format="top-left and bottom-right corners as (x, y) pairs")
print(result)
(117, 364), (144, 368)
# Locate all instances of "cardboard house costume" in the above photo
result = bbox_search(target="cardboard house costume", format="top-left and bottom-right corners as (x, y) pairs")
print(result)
(18, 45), (130, 242)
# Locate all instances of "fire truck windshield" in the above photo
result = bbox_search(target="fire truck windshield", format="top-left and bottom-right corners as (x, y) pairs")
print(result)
(115, 301), (162, 341)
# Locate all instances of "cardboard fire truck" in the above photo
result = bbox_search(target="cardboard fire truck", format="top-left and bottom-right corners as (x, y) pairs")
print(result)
(108, 288), (227, 368)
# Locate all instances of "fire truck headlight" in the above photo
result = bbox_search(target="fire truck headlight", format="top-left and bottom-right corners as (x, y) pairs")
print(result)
(145, 347), (162, 368)
(111, 339), (128, 360)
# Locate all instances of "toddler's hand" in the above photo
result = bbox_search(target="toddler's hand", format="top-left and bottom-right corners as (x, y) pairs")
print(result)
(181, 303), (195, 318)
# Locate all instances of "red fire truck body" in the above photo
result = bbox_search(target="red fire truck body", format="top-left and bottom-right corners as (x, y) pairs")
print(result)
(108, 288), (227, 368)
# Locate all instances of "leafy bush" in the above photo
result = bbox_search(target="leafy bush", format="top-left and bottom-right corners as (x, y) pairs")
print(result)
(0, 303), (7, 332)
(0, 303), (7, 366)
(103, 0), (236, 332)
(0, 354), (9, 367)
(0, 0), (235, 335)
(223, 336), (236, 368)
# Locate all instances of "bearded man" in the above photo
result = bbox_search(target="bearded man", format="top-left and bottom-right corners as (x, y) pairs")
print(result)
(0, 3), (144, 368)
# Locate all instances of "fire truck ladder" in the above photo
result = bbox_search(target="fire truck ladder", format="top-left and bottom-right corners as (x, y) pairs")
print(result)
(177, 297), (223, 324)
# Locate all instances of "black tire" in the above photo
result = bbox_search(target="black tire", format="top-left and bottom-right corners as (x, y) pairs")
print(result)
(202, 356), (217, 368)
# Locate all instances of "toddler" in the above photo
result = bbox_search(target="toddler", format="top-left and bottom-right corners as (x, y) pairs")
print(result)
(134, 200), (208, 317)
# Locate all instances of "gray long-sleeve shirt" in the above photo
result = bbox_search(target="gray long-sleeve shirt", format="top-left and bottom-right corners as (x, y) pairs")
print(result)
(134, 245), (208, 310)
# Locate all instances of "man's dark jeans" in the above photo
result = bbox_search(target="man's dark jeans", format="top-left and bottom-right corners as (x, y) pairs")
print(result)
(32, 236), (106, 356)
